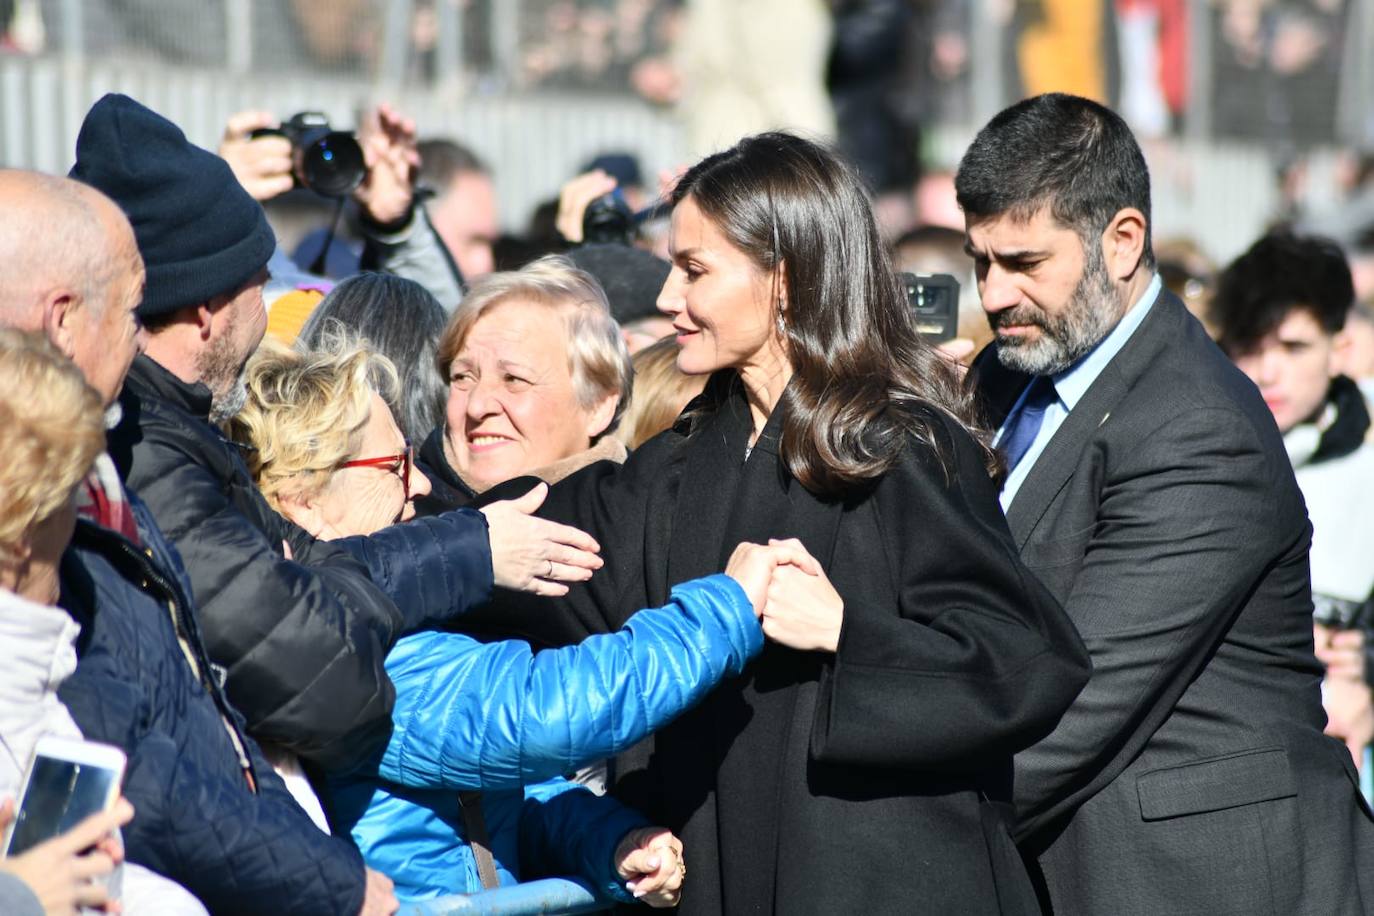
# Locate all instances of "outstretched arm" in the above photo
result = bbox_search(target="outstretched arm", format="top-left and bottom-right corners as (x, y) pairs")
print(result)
(375, 574), (762, 791)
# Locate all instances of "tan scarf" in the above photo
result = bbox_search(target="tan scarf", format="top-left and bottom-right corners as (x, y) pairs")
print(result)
(449, 434), (628, 494)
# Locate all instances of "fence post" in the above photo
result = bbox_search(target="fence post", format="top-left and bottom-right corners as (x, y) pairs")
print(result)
(435, 0), (464, 91)
(969, 0), (1004, 126)
(1336, 0), (1374, 147)
(379, 0), (417, 88)
(491, 0), (521, 89)
(1184, 0), (1212, 142)
(226, 0), (252, 75)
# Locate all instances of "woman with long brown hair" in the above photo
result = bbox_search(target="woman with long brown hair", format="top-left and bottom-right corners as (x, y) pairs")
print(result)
(472, 132), (1090, 913)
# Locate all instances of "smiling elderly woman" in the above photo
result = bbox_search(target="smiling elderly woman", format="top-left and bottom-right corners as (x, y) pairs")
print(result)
(417, 255), (634, 514)
(230, 331), (791, 905)
(236, 336), (427, 537)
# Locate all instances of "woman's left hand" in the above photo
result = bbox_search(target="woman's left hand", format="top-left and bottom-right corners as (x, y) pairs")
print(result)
(614, 826), (685, 907)
(759, 538), (844, 653)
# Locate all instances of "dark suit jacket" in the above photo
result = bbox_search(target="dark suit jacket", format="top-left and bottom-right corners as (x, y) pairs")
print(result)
(463, 371), (1091, 915)
(973, 290), (1374, 915)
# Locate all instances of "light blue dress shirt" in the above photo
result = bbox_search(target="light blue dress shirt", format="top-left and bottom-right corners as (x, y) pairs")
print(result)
(996, 274), (1162, 511)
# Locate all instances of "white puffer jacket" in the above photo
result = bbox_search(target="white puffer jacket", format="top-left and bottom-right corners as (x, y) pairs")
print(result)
(0, 587), (84, 794)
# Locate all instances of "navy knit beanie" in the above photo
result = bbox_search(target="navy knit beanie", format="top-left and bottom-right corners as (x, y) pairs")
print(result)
(69, 93), (276, 320)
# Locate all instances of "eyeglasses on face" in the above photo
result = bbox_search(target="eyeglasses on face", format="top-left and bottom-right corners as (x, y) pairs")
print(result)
(339, 442), (414, 494)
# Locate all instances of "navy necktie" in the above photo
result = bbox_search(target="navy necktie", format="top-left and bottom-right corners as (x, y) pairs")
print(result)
(1000, 376), (1057, 471)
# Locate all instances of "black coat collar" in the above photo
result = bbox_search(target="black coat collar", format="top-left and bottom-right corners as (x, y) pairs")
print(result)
(414, 424), (477, 515)
(666, 369), (846, 584)
(123, 353), (216, 421)
(109, 354), (222, 482)
(1310, 375), (1371, 465)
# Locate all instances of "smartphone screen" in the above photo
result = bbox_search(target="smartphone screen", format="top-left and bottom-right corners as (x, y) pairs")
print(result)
(7, 755), (120, 855)
(900, 272), (961, 343)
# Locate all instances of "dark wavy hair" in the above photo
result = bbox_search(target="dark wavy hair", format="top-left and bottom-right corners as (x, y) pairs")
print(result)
(672, 132), (989, 498)
(955, 93), (1155, 269)
(1210, 230), (1354, 355)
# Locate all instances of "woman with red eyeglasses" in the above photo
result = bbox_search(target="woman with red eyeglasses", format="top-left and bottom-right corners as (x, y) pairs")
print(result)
(231, 331), (792, 906)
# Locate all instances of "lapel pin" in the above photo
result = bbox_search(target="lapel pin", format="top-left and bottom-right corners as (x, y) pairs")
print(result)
(1099, 412), (1111, 427)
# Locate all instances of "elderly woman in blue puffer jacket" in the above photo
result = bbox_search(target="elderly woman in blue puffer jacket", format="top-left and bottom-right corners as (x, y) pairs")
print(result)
(231, 336), (780, 906)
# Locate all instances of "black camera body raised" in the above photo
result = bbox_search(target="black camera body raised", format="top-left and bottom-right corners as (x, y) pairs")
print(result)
(251, 112), (365, 198)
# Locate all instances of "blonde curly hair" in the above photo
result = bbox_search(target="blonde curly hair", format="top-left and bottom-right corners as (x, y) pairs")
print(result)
(231, 330), (399, 512)
(0, 329), (105, 556)
(615, 336), (707, 451)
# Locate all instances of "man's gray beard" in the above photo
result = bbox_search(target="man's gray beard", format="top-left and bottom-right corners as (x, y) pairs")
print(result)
(208, 374), (248, 424)
(992, 242), (1124, 376)
(196, 316), (252, 424)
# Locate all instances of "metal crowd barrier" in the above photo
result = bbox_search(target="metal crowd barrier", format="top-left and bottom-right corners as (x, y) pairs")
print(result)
(401, 878), (608, 916)
(0, 53), (687, 233)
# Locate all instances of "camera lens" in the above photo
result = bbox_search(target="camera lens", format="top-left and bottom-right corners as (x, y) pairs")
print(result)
(299, 131), (365, 198)
(582, 191), (634, 246)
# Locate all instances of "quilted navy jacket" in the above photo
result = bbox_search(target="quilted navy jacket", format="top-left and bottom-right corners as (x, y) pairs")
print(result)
(58, 496), (367, 915)
(327, 574), (762, 901)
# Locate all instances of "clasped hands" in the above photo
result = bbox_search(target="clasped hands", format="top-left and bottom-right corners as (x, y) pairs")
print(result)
(725, 538), (845, 653)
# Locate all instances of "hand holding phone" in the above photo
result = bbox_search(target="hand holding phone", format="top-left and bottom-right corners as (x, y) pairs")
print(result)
(0, 795), (133, 915)
(3, 736), (128, 857)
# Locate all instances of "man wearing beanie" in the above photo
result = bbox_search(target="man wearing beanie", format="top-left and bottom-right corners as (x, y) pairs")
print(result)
(0, 169), (396, 914)
(73, 91), (598, 772)
(566, 242), (675, 353)
(73, 92), (421, 777)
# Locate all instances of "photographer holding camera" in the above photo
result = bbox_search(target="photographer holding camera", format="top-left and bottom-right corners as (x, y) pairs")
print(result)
(549, 167), (680, 353)
(219, 102), (465, 321)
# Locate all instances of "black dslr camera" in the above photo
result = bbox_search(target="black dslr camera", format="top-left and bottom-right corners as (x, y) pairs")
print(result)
(250, 112), (366, 198)
(1312, 593), (1370, 632)
(582, 188), (635, 246)
(900, 272), (960, 343)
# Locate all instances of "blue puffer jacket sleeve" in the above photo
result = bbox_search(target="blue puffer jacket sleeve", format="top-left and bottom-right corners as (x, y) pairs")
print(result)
(518, 780), (648, 905)
(377, 574), (760, 790)
(335, 508), (493, 632)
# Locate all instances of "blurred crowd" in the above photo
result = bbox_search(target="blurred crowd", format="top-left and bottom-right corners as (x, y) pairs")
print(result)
(1, 0), (1367, 145)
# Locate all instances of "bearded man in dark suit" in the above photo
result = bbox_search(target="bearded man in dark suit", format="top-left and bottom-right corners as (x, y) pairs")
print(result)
(962, 93), (1374, 915)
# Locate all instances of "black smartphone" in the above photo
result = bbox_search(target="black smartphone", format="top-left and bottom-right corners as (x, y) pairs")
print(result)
(900, 272), (960, 343)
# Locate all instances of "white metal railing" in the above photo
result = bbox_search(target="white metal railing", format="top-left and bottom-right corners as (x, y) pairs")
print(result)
(0, 51), (687, 231)
(0, 47), (1355, 266)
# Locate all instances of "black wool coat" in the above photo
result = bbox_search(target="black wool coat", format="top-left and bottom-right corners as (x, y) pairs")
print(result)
(468, 372), (1091, 915)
